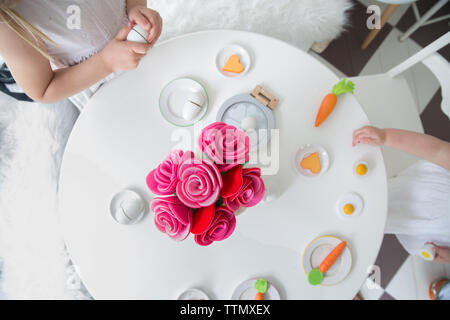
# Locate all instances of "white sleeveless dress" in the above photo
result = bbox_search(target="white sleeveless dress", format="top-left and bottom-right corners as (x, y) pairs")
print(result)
(14, 0), (128, 110)
(386, 161), (450, 255)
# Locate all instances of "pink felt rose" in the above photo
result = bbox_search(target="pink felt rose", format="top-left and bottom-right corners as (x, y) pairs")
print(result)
(146, 150), (193, 195)
(176, 157), (223, 209)
(151, 196), (193, 241)
(195, 206), (236, 246)
(198, 122), (250, 172)
(223, 168), (265, 212)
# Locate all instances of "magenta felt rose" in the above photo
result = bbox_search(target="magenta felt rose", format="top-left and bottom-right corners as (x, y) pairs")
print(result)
(151, 196), (193, 241)
(176, 157), (223, 209)
(147, 150), (193, 195)
(195, 206), (236, 246)
(198, 122), (250, 172)
(223, 168), (265, 212)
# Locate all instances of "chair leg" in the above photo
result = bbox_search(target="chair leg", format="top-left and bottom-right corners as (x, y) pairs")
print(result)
(361, 4), (399, 50)
(399, 0), (450, 42)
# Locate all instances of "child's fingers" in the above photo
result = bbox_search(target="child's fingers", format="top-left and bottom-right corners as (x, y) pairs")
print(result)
(128, 41), (151, 54)
(353, 132), (374, 145)
(352, 127), (370, 142)
(132, 12), (151, 31)
(141, 10), (163, 44)
(116, 21), (134, 41)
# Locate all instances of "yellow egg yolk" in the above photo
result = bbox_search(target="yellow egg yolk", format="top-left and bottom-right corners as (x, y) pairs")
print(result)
(356, 164), (368, 176)
(343, 204), (355, 215)
(422, 252), (431, 259)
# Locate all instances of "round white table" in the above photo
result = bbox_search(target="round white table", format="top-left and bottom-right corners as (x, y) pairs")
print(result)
(59, 30), (388, 300)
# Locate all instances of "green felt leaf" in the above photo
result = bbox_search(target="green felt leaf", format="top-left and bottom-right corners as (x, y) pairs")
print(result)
(254, 278), (268, 294)
(308, 269), (324, 286)
(332, 79), (355, 96)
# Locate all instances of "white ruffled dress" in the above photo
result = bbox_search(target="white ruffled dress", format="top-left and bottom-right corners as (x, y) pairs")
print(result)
(386, 161), (450, 255)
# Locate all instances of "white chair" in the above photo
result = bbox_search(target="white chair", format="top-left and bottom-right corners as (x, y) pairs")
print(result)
(351, 31), (450, 178)
(361, 0), (450, 49)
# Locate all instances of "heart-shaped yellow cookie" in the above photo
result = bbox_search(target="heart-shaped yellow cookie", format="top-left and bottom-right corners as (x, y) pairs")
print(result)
(222, 54), (245, 74)
(301, 152), (321, 174)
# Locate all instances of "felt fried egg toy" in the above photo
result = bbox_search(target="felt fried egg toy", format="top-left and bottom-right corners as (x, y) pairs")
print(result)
(354, 161), (369, 177)
(336, 193), (364, 220)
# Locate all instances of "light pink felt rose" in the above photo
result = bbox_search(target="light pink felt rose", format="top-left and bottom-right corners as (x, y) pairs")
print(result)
(198, 122), (250, 172)
(195, 206), (236, 246)
(146, 150), (194, 196)
(223, 168), (265, 212)
(176, 157), (223, 209)
(151, 196), (193, 241)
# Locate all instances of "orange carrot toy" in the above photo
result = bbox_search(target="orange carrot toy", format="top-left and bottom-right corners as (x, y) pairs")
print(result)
(315, 79), (355, 127)
(307, 241), (347, 286)
(319, 241), (347, 273)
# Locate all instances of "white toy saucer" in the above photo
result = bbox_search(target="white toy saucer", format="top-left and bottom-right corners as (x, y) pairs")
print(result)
(177, 288), (210, 300)
(294, 144), (330, 178)
(231, 279), (281, 300)
(110, 189), (146, 225)
(336, 192), (364, 220)
(159, 78), (209, 127)
(216, 44), (251, 78)
(302, 236), (352, 286)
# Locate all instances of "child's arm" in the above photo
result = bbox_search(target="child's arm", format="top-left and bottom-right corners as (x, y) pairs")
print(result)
(0, 21), (150, 104)
(353, 126), (450, 171)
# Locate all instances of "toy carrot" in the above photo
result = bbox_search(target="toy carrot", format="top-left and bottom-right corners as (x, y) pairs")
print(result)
(319, 241), (347, 273)
(254, 278), (268, 300)
(315, 79), (355, 127)
(255, 292), (264, 300)
(308, 240), (347, 286)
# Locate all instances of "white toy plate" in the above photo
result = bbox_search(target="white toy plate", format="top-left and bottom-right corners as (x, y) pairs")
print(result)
(216, 44), (251, 78)
(159, 78), (209, 127)
(231, 279), (281, 300)
(294, 144), (330, 178)
(217, 94), (275, 151)
(336, 192), (364, 220)
(177, 288), (210, 300)
(302, 236), (352, 286)
(109, 189), (146, 225)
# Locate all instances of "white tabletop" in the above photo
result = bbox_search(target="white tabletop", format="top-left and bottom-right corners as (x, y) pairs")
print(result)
(59, 30), (388, 300)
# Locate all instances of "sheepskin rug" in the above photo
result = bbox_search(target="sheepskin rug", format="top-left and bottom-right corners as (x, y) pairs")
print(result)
(0, 97), (90, 299)
(151, 0), (353, 49)
(0, 0), (352, 299)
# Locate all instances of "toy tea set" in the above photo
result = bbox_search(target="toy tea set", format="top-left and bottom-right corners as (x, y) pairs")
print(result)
(109, 33), (379, 297)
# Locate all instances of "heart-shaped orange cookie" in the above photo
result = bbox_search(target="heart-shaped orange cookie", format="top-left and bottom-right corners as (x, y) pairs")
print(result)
(301, 152), (321, 174)
(222, 54), (245, 74)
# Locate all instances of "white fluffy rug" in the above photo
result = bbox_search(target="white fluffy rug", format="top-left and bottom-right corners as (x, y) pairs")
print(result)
(0, 97), (89, 299)
(150, 0), (353, 49)
(0, 0), (352, 299)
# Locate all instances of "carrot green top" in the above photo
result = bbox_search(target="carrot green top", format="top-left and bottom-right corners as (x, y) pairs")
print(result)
(254, 278), (268, 294)
(332, 79), (355, 96)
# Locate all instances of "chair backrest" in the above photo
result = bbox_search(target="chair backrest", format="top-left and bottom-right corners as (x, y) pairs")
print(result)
(422, 53), (450, 119)
(387, 32), (450, 118)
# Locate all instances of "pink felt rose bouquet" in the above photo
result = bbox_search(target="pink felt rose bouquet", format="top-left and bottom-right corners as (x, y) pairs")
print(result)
(147, 122), (265, 246)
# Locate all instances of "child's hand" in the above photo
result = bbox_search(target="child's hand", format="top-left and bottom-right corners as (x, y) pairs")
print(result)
(352, 126), (386, 147)
(128, 6), (163, 46)
(100, 22), (151, 72)
(432, 244), (450, 264)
